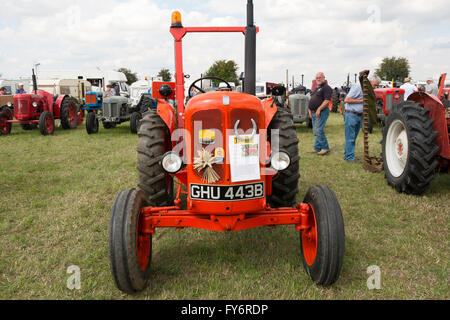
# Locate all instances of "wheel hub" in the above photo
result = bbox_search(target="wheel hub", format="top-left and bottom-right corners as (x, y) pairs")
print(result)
(386, 120), (409, 178)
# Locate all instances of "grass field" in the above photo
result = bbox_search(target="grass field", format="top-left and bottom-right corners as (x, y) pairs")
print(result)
(0, 113), (448, 300)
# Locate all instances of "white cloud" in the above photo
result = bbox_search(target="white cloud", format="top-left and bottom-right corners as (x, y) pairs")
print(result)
(0, 0), (448, 87)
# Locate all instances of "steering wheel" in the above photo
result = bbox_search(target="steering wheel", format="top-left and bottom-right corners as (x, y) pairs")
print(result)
(188, 76), (233, 97)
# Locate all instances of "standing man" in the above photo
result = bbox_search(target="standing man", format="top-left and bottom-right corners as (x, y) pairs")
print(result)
(16, 83), (26, 94)
(425, 78), (439, 96)
(104, 85), (114, 98)
(308, 72), (332, 155)
(400, 78), (417, 100)
(344, 75), (381, 163)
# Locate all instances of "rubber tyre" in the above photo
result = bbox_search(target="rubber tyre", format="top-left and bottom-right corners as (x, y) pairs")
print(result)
(300, 185), (345, 286)
(139, 96), (153, 113)
(109, 188), (152, 294)
(382, 101), (439, 195)
(268, 106), (300, 208)
(137, 110), (174, 206)
(20, 123), (38, 130)
(130, 112), (142, 134)
(39, 111), (55, 136)
(0, 109), (12, 135)
(60, 97), (79, 130)
(86, 112), (99, 135)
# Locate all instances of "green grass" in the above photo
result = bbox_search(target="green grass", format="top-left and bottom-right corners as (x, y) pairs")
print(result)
(0, 114), (448, 300)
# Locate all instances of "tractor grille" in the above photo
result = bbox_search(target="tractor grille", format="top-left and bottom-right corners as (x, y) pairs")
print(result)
(385, 95), (394, 112)
(15, 99), (28, 116)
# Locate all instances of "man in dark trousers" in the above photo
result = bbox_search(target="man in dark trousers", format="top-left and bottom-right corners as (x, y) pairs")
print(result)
(308, 72), (332, 155)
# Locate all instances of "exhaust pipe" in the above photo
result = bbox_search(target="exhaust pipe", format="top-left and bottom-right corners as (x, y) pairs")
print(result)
(244, 0), (256, 96)
(32, 69), (38, 94)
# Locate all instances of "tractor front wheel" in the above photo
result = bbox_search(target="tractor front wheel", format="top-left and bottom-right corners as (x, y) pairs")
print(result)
(382, 101), (439, 194)
(300, 185), (345, 286)
(0, 109), (12, 135)
(86, 112), (99, 134)
(39, 111), (55, 136)
(109, 188), (152, 294)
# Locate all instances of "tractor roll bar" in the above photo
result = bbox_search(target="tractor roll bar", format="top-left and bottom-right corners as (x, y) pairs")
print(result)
(170, 0), (259, 129)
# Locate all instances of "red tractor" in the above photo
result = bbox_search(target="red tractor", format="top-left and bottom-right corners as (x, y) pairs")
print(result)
(109, 1), (345, 294)
(374, 87), (405, 125)
(0, 70), (80, 136)
(380, 73), (449, 194)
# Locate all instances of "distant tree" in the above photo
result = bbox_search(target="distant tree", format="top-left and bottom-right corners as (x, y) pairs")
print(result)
(375, 57), (411, 82)
(158, 68), (172, 82)
(204, 60), (240, 87)
(117, 67), (138, 85)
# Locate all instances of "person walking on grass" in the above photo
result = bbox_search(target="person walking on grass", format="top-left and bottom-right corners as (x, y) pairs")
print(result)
(308, 72), (332, 156)
(343, 74), (381, 163)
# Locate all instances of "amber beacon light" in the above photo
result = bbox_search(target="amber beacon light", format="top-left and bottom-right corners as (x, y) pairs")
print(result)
(171, 11), (183, 27)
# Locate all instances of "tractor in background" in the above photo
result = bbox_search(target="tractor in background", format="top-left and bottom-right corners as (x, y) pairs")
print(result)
(85, 81), (175, 134)
(0, 70), (80, 136)
(363, 72), (449, 195)
(108, 1), (345, 294)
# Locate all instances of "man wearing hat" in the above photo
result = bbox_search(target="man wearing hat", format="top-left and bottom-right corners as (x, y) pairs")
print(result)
(400, 78), (417, 100)
(15, 83), (26, 94)
(425, 78), (438, 97)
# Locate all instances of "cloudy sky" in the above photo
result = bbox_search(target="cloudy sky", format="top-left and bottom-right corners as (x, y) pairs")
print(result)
(0, 0), (449, 88)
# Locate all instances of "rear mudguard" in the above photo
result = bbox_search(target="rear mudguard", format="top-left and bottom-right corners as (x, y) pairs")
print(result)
(408, 92), (449, 160)
(53, 95), (69, 119)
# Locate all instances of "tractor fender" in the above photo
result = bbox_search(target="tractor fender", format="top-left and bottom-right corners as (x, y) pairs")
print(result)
(408, 92), (450, 160)
(156, 100), (176, 134)
(53, 95), (69, 119)
(263, 98), (278, 129)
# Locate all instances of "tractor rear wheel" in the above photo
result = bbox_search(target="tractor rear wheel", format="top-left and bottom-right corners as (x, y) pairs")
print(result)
(109, 188), (152, 294)
(60, 97), (79, 130)
(130, 112), (142, 134)
(300, 185), (345, 286)
(137, 110), (173, 206)
(382, 101), (439, 195)
(39, 111), (55, 136)
(0, 109), (12, 135)
(268, 106), (300, 208)
(86, 112), (99, 135)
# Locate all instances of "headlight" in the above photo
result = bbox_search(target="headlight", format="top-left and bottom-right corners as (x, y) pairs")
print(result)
(271, 151), (291, 171)
(161, 152), (183, 173)
(32, 102), (38, 108)
(6, 102), (12, 107)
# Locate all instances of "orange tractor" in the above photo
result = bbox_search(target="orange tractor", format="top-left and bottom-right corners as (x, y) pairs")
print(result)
(109, 1), (345, 294)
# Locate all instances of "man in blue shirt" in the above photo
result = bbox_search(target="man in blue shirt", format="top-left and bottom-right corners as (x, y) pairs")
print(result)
(15, 83), (26, 94)
(344, 75), (381, 162)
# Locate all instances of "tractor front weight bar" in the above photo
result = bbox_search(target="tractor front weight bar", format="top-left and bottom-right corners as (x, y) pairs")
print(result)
(139, 203), (314, 234)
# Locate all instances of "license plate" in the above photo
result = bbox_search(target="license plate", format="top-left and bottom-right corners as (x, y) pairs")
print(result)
(190, 182), (264, 202)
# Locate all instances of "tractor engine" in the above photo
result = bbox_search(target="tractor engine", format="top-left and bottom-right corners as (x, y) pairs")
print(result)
(13, 92), (52, 121)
